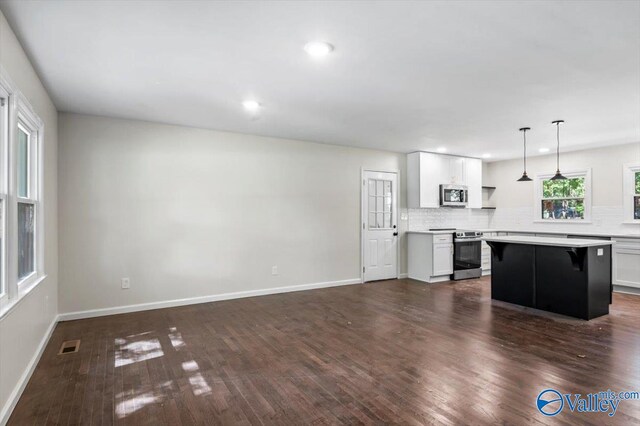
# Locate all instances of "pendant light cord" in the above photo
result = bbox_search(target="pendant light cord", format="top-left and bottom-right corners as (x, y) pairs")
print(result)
(523, 129), (527, 172)
(556, 122), (560, 172)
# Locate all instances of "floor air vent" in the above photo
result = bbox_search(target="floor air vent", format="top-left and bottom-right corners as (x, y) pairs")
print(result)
(58, 340), (80, 355)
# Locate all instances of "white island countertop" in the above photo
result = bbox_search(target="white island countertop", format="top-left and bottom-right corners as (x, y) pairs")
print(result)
(483, 235), (614, 248)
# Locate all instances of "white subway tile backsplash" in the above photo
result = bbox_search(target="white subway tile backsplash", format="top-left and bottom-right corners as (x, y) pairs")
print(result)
(409, 205), (639, 235)
(408, 208), (493, 231)
(489, 206), (637, 234)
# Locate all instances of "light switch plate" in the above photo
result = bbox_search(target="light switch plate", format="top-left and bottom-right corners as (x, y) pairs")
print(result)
(597, 248), (604, 256)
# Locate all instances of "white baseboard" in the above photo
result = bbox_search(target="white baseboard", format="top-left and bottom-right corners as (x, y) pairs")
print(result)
(398, 273), (408, 279)
(613, 285), (640, 296)
(407, 274), (450, 284)
(1, 314), (58, 426)
(58, 278), (363, 321)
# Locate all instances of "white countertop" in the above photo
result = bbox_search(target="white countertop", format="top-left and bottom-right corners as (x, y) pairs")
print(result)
(483, 235), (614, 248)
(480, 229), (640, 239)
(408, 228), (640, 239)
(406, 230), (456, 235)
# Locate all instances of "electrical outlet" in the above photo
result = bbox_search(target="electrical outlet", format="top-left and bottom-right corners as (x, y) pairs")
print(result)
(121, 277), (130, 289)
(271, 266), (278, 275)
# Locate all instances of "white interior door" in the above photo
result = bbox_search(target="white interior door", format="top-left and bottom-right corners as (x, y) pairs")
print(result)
(362, 171), (398, 282)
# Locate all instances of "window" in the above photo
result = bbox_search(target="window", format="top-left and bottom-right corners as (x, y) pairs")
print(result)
(535, 170), (591, 222)
(368, 179), (392, 229)
(541, 177), (585, 219)
(635, 171), (640, 220)
(623, 163), (640, 222)
(16, 121), (38, 282)
(633, 172), (640, 220)
(0, 72), (45, 317)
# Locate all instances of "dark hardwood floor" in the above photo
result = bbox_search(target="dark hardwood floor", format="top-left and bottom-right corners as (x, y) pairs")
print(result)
(9, 277), (640, 425)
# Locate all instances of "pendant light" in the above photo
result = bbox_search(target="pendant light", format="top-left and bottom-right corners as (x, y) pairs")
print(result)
(517, 127), (532, 181)
(550, 120), (566, 180)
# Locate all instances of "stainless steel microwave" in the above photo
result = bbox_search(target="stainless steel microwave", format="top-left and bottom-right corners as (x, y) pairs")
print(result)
(439, 184), (468, 207)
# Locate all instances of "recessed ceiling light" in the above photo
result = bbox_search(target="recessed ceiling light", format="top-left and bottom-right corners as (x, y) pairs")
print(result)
(242, 100), (261, 112)
(539, 147), (550, 153)
(304, 41), (334, 57)
(436, 147), (447, 153)
(482, 153), (491, 159)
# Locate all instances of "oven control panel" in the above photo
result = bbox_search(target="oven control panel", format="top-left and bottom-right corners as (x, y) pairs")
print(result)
(455, 231), (483, 239)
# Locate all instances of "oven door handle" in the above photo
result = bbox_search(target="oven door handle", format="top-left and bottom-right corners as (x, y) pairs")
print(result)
(454, 238), (482, 242)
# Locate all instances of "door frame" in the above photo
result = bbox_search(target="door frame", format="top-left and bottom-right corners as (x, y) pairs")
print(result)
(360, 168), (400, 283)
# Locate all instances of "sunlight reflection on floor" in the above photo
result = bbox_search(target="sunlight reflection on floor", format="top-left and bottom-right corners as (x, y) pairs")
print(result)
(115, 391), (160, 418)
(169, 326), (186, 349)
(115, 336), (164, 367)
(182, 360), (212, 396)
(112, 327), (213, 418)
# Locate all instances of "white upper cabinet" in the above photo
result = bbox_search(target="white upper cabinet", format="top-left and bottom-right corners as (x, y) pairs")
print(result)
(408, 152), (440, 208)
(465, 157), (482, 209)
(447, 156), (466, 185)
(407, 152), (483, 209)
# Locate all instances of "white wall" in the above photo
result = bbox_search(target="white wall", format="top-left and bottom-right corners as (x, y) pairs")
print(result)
(486, 142), (640, 233)
(58, 113), (407, 315)
(0, 10), (58, 423)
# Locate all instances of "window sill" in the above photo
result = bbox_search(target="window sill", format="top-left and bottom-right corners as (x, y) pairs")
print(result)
(622, 221), (640, 225)
(0, 274), (47, 320)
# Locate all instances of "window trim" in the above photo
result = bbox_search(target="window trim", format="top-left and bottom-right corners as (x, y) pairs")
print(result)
(0, 193), (6, 300)
(534, 169), (592, 223)
(623, 163), (640, 224)
(0, 84), (8, 304)
(14, 97), (44, 290)
(16, 121), (32, 199)
(0, 66), (46, 319)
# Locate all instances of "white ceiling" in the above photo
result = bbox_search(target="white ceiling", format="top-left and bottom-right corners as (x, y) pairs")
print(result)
(1, 0), (639, 160)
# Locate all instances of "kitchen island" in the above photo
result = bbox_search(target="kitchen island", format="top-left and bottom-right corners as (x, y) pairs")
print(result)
(483, 235), (614, 320)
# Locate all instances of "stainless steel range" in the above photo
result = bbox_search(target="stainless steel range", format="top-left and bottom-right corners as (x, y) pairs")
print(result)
(452, 231), (483, 280)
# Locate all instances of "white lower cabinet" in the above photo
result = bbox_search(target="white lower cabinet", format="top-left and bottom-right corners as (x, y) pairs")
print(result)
(408, 233), (453, 283)
(481, 232), (496, 275)
(412, 231), (640, 286)
(433, 243), (454, 276)
(613, 238), (640, 289)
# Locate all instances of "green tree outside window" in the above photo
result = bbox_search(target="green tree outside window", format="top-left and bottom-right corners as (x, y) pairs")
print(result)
(634, 172), (640, 220)
(541, 177), (585, 219)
